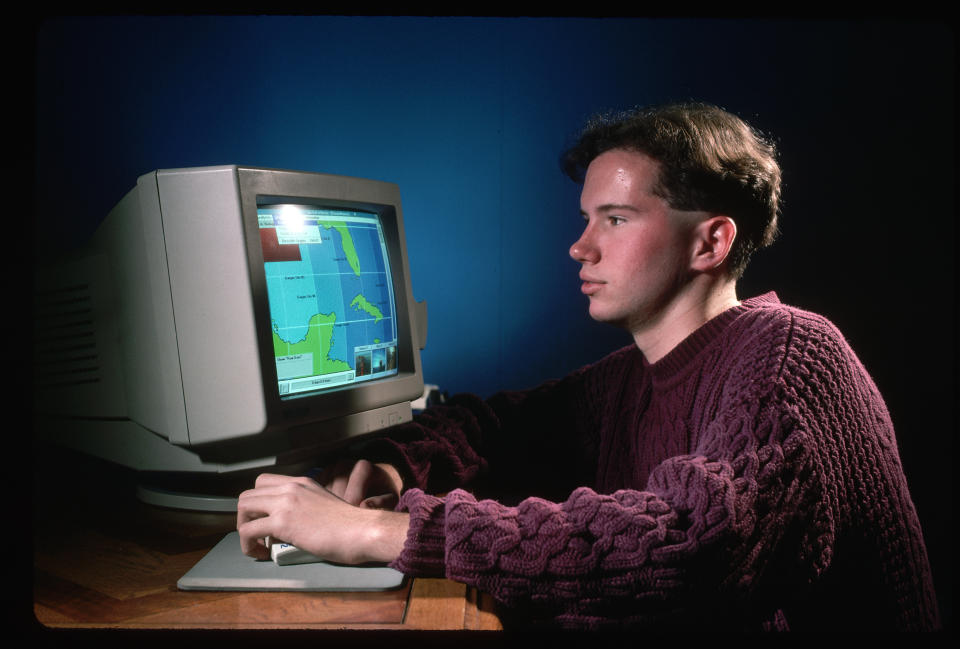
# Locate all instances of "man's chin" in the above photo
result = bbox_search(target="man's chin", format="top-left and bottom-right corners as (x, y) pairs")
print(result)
(588, 306), (629, 329)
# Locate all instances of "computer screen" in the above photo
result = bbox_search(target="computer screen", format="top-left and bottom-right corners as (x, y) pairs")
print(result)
(258, 204), (399, 398)
(33, 166), (427, 509)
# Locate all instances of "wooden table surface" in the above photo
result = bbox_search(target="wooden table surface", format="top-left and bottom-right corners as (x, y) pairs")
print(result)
(32, 446), (501, 631)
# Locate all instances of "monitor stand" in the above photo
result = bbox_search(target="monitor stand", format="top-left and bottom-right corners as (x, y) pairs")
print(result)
(136, 483), (239, 512)
(133, 459), (319, 512)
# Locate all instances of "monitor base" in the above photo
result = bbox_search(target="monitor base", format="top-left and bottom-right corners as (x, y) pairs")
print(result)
(134, 460), (315, 512)
(136, 484), (239, 512)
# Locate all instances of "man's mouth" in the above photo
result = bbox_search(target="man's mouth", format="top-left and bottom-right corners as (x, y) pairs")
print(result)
(579, 274), (604, 295)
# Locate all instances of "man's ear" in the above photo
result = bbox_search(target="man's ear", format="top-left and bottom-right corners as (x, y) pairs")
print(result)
(690, 215), (737, 272)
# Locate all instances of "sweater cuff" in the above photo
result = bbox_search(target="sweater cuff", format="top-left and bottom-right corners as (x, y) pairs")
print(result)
(389, 488), (447, 576)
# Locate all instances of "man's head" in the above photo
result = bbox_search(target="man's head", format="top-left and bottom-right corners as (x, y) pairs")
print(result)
(562, 102), (781, 279)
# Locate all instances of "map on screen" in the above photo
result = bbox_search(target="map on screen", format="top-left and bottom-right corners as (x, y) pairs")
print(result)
(258, 205), (398, 397)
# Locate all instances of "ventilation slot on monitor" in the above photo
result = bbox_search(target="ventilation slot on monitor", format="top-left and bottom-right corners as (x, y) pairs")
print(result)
(33, 284), (102, 391)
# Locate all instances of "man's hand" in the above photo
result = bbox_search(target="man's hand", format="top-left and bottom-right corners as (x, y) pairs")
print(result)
(319, 458), (404, 510)
(236, 473), (409, 565)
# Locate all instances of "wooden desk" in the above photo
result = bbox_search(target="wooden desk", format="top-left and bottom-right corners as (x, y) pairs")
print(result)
(32, 448), (501, 631)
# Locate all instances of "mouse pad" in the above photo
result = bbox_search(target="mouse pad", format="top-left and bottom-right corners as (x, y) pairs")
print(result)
(178, 531), (406, 592)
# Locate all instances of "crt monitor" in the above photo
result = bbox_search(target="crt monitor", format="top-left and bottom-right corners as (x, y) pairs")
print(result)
(33, 166), (428, 509)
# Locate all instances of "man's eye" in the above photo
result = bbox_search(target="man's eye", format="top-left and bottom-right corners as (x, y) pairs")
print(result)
(608, 216), (626, 226)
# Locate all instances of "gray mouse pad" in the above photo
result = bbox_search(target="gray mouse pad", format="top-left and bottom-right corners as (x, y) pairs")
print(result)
(177, 531), (406, 591)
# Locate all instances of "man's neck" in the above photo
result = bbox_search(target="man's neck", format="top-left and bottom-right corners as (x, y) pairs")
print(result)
(632, 279), (740, 364)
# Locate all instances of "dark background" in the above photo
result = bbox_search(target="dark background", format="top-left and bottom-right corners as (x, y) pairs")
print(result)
(33, 17), (954, 626)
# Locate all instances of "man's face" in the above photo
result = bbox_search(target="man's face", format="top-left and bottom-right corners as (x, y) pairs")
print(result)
(569, 148), (703, 334)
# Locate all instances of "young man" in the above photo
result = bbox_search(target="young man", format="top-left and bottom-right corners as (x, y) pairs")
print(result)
(237, 103), (940, 631)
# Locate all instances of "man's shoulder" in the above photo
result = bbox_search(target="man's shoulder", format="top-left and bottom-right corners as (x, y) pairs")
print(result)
(732, 292), (864, 378)
(738, 292), (848, 342)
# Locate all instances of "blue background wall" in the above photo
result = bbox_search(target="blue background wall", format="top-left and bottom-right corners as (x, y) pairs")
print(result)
(34, 16), (953, 624)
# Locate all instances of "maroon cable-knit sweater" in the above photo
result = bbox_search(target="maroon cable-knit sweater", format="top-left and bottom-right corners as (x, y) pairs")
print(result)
(362, 293), (940, 630)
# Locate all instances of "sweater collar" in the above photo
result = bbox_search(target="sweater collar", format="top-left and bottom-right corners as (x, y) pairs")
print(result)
(645, 292), (780, 381)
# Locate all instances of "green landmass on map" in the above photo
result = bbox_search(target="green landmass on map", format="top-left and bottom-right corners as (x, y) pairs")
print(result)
(350, 294), (384, 322)
(323, 222), (361, 276)
(273, 312), (351, 376)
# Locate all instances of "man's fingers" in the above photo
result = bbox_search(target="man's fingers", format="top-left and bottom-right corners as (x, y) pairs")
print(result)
(360, 493), (399, 510)
(253, 472), (288, 487)
(320, 459), (356, 499)
(343, 459), (375, 505)
(254, 473), (322, 491)
(237, 516), (274, 559)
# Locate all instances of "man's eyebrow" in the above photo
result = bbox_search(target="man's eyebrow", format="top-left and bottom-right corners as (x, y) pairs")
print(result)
(580, 203), (643, 215)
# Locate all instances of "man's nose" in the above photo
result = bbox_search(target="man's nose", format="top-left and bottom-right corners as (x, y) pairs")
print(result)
(569, 228), (598, 264)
